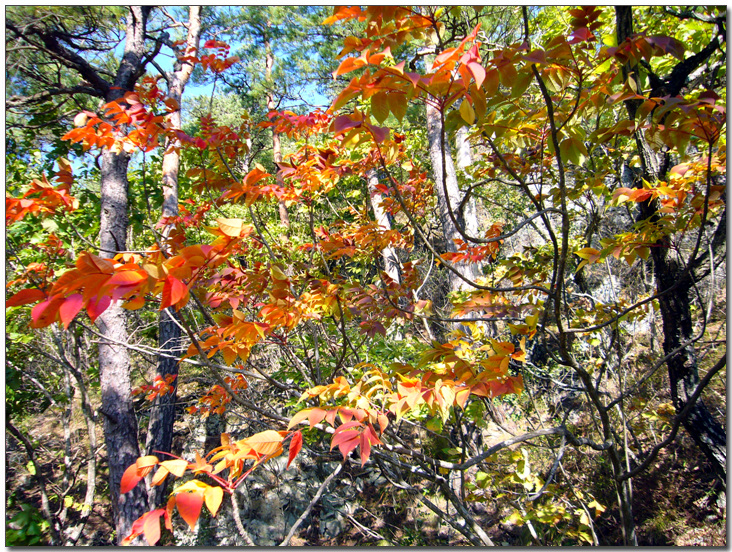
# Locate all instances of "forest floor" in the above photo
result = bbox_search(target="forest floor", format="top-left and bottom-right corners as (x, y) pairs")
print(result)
(6, 296), (727, 546)
(6, 393), (726, 546)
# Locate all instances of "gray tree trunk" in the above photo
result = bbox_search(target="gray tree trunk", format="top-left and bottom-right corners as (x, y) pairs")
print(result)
(425, 101), (482, 294)
(367, 169), (402, 286)
(97, 7), (152, 544)
(265, 28), (290, 229)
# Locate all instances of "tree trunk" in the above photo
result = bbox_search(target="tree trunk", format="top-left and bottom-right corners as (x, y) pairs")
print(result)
(146, 6), (202, 508)
(454, 122), (482, 255)
(425, 101), (481, 293)
(652, 252), (727, 480)
(366, 169), (406, 340)
(616, 6), (726, 483)
(265, 29), (290, 229)
(367, 169), (401, 286)
(98, 148), (148, 544)
(97, 7), (152, 544)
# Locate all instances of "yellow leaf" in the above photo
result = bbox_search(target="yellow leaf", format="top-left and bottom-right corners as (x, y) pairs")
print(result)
(217, 218), (245, 237)
(73, 112), (88, 127)
(160, 459), (188, 478)
(204, 485), (224, 517)
(371, 91), (390, 124)
(387, 92), (407, 121)
(575, 247), (600, 261)
(270, 265), (288, 281)
(136, 455), (160, 469)
(151, 466), (170, 487)
(174, 479), (211, 494)
(221, 346), (237, 366)
(239, 430), (284, 457)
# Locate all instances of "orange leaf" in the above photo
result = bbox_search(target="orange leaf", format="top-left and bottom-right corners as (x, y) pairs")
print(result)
(217, 217), (247, 237)
(308, 407), (328, 428)
(241, 430), (284, 458)
(288, 407), (322, 429)
(151, 466), (170, 487)
(123, 294), (146, 310)
(176, 491), (204, 530)
(120, 463), (144, 494)
(141, 510), (162, 546)
(107, 270), (147, 286)
(76, 251), (114, 274)
(121, 509), (168, 546)
(162, 275), (188, 309)
(377, 413), (389, 434)
(333, 56), (365, 76)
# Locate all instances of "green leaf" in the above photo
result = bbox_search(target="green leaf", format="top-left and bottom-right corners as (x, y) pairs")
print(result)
(425, 416), (443, 432)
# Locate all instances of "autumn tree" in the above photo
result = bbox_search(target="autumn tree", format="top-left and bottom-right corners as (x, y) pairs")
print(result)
(614, 5), (726, 483)
(6, 5), (726, 546)
(6, 6), (165, 542)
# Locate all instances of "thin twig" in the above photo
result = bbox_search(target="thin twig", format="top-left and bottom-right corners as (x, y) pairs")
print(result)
(279, 460), (345, 546)
(230, 491), (256, 546)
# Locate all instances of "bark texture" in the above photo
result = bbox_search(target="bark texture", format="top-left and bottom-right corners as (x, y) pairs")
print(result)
(97, 7), (153, 543)
(616, 6), (726, 483)
(425, 101), (481, 293)
(367, 169), (402, 286)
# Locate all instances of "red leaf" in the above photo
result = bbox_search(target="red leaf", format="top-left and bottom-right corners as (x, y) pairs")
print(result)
(287, 431), (303, 469)
(5, 288), (46, 307)
(176, 491), (204, 530)
(568, 27), (593, 44)
(359, 431), (371, 466)
(86, 294), (111, 322)
(59, 294), (84, 329)
(334, 432), (360, 460)
(333, 115), (362, 134)
(30, 297), (63, 328)
(364, 423), (383, 446)
(524, 49), (546, 64)
(367, 124), (389, 144)
(7, 287), (46, 307)
(120, 463), (143, 494)
(467, 61), (486, 88)
(331, 422), (362, 460)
